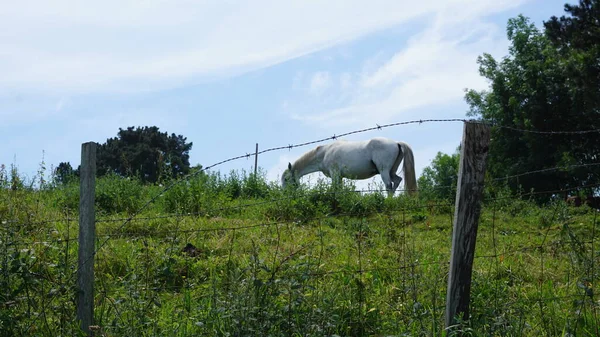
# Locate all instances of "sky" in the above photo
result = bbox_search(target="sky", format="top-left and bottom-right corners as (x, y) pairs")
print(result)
(0, 0), (572, 191)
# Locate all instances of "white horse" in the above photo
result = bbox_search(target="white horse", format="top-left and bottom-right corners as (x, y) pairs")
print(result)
(281, 137), (417, 196)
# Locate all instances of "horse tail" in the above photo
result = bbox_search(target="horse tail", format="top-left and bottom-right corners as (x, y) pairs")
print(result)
(398, 142), (417, 195)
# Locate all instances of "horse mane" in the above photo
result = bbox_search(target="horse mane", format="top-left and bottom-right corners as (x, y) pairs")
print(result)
(293, 145), (322, 171)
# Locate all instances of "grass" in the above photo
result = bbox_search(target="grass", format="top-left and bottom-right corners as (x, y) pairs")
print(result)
(0, 164), (599, 336)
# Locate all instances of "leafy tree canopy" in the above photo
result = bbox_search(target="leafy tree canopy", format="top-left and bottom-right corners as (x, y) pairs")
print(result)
(54, 162), (77, 185)
(464, 4), (600, 199)
(418, 147), (460, 201)
(96, 126), (193, 184)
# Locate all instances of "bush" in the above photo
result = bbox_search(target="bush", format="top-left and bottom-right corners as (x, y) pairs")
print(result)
(95, 173), (145, 215)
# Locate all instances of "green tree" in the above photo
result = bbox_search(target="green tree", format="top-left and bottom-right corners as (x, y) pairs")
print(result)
(418, 147), (460, 201)
(96, 126), (193, 184)
(545, 1), (600, 54)
(545, 0), (600, 165)
(53, 162), (77, 185)
(464, 12), (600, 199)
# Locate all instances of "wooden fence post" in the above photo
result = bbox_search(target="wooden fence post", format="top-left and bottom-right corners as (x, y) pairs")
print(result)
(77, 142), (96, 335)
(254, 143), (258, 176)
(445, 121), (491, 329)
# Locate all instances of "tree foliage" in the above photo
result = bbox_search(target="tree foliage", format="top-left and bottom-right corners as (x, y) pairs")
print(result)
(418, 147), (460, 201)
(464, 5), (600, 198)
(96, 126), (193, 184)
(53, 162), (77, 185)
(545, 0), (600, 120)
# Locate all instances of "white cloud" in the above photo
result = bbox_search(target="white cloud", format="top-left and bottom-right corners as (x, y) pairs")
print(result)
(308, 72), (332, 96)
(291, 0), (527, 129)
(292, 72), (305, 90)
(0, 0), (525, 95)
(55, 97), (70, 112)
(340, 73), (352, 90)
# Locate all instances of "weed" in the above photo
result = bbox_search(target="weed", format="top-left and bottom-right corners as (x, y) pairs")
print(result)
(0, 166), (599, 336)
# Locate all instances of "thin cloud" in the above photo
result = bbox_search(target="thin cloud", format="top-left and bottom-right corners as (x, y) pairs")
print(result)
(0, 0), (523, 94)
(290, 0), (525, 129)
(55, 97), (70, 112)
(308, 72), (332, 96)
(340, 73), (352, 90)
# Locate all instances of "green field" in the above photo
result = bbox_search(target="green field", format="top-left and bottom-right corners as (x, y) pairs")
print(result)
(1, 168), (599, 336)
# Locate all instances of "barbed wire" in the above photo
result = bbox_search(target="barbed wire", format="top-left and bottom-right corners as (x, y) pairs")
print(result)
(497, 124), (600, 135)
(36, 201), (451, 243)
(491, 162), (600, 182)
(4, 179), (598, 245)
(484, 182), (600, 202)
(474, 239), (598, 261)
(4, 120), (600, 229)
(71, 119), (461, 273)
(6, 119), (600, 291)
(13, 213), (600, 334)
(90, 180), (600, 230)
(94, 190), (453, 224)
(248, 118), (468, 161)
(19, 219), (595, 252)
(6, 158), (598, 228)
(76, 120), (464, 271)
(102, 200), (595, 243)
(6, 117), (600, 336)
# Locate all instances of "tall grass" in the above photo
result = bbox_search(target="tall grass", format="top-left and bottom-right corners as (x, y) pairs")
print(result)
(0, 163), (599, 336)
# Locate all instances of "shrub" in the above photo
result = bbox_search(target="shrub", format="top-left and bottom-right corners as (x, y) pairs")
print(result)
(95, 173), (145, 215)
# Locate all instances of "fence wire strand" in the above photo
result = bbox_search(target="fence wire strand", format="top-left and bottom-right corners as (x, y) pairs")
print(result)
(3, 117), (600, 336)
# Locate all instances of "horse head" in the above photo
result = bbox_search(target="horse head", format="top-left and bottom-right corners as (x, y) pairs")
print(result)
(281, 162), (300, 188)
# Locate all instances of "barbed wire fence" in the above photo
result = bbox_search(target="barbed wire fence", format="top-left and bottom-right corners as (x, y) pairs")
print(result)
(1, 118), (599, 336)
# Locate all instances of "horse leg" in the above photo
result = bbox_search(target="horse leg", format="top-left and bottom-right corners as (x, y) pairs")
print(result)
(372, 142), (404, 197)
(390, 144), (403, 190)
(328, 168), (343, 191)
(379, 171), (394, 197)
(391, 174), (402, 192)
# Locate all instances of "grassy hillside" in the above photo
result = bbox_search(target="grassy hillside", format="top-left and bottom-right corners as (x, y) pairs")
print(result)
(0, 166), (598, 336)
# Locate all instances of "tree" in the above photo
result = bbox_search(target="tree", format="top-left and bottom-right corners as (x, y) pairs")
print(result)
(545, 1), (600, 53)
(464, 13), (600, 199)
(96, 126), (193, 184)
(544, 0), (600, 168)
(418, 147), (460, 201)
(54, 162), (77, 185)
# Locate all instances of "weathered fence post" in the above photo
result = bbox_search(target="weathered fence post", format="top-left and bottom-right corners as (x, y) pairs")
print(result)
(77, 142), (96, 335)
(254, 143), (259, 176)
(445, 121), (490, 329)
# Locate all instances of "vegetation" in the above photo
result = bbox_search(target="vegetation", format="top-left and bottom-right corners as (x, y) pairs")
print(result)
(464, 0), (600, 199)
(1, 163), (599, 336)
(2, 1), (600, 336)
(56, 126), (193, 185)
(418, 148), (460, 202)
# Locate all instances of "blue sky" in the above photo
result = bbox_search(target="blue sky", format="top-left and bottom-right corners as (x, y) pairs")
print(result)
(1, 0), (571, 190)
